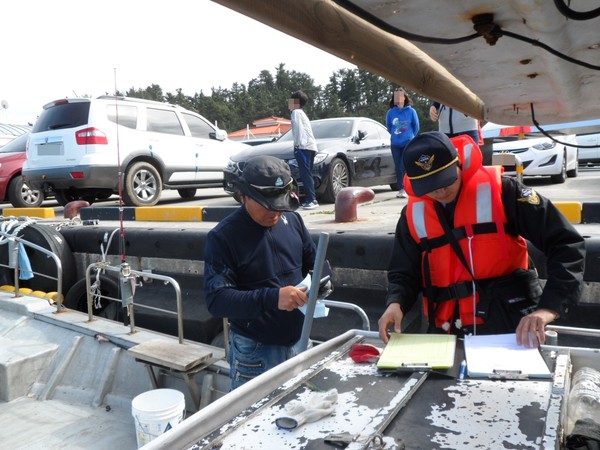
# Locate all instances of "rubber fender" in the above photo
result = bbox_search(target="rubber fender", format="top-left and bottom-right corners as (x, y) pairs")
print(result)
(30, 290), (47, 298)
(63, 273), (123, 321)
(45, 291), (63, 304)
(0, 223), (77, 294)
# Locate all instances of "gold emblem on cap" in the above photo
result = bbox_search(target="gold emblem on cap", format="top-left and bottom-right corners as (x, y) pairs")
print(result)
(415, 154), (435, 172)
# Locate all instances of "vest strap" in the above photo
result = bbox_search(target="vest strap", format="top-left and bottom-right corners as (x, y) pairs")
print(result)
(429, 281), (474, 303)
(417, 222), (518, 252)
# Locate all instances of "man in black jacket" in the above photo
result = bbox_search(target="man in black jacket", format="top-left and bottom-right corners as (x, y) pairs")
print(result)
(378, 132), (585, 347)
(205, 155), (317, 389)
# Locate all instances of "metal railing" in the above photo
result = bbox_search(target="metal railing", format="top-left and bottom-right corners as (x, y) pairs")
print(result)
(492, 152), (524, 183)
(320, 299), (371, 331)
(0, 230), (63, 305)
(84, 261), (185, 343)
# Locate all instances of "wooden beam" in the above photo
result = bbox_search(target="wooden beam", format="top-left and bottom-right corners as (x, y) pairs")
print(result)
(213, 0), (486, 120)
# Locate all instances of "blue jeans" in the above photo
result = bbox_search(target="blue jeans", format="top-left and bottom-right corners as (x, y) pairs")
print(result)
(391, 144), (406, 190)
(294, 148), (316, 203)
(228, 330), (302, 390)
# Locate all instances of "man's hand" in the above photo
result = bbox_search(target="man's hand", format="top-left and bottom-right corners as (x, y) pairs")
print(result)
(515, 308), (559, 348)
(278, 286), (308, 311)
(378, 303), (404, 344)
(429, 105), (439, 122)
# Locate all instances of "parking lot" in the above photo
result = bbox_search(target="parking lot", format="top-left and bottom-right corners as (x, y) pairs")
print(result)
(5, 166), (599, 235)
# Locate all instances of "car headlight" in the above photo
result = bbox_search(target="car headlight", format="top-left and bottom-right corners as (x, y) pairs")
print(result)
(532, 141), (557, 150)
(225, 159), (237, 171)
(314, 152), (327, 164)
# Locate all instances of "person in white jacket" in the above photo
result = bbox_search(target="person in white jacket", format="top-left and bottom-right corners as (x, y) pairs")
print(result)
(289, 90), (319, 209)
(429, 101), (480, 143)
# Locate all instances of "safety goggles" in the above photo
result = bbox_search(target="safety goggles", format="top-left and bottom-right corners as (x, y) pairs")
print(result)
(250, 180), (293, 197)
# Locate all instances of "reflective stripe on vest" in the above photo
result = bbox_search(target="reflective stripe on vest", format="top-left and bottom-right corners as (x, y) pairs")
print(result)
(413, 201), (427, 239)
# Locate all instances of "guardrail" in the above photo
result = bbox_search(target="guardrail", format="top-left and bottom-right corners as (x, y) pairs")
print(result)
(84, 261), (185, 343)
(0, 230), (63, 305)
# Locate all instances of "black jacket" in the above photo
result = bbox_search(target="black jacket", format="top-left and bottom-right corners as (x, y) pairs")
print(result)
(204, 206), (316, 345)
(386, 176), (585, 317)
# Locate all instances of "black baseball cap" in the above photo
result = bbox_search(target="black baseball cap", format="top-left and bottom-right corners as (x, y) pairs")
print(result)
(239, 155), (300, 211)
(403, 131), (459, 197)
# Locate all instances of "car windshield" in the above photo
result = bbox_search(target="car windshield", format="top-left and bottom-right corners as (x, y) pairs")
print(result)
(277, 120), (354, 142)
(0, 133), (28, 153)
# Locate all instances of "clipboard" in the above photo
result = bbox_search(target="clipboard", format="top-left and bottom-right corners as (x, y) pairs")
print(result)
(377, 333), (457, 371)
(464, 333), (552, 379)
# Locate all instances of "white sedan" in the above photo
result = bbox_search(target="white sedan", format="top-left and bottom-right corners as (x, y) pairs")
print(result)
(483, 123), (578, 184)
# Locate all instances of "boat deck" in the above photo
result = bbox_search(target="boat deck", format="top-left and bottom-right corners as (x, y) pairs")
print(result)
(0, 292), (225, 450)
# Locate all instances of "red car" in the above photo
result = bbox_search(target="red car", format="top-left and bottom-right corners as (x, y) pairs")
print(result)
(0, 133), (45, 207)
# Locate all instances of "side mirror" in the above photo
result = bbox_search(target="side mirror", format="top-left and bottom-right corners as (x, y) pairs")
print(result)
(355, 130), (368, 142)
(211, 129), (228, 141)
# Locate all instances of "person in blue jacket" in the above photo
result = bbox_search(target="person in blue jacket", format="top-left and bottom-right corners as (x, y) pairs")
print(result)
(386, 88), (420, 198)
(204, 155), (321, 389)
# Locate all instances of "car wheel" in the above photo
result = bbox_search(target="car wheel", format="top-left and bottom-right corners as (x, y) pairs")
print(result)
(123, 162), (162, 206)
(8, 175), (44, 208)
(550, 151), (567, 183)
(177, 188), (197, 199)
(322, 157), (350, 203)
(567, 150), (579, 178)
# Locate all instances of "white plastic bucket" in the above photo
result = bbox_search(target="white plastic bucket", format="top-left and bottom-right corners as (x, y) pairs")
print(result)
(131, 388), (185, 448)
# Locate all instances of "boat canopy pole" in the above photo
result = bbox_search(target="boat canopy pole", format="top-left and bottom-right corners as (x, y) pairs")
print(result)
(298, 232), (329, 352)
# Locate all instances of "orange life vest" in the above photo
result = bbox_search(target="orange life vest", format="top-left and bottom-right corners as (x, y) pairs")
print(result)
(404, 135), (529, 330)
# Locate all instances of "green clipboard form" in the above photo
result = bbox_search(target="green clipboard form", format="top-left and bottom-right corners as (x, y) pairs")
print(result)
(464, 333), (552, 379)
(377, 333), (457, 370)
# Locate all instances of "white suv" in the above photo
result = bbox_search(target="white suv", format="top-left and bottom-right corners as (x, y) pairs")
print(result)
(23, 96), (248, 206)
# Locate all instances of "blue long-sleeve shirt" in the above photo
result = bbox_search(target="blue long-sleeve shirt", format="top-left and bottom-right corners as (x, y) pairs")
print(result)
(204, 206), (316, 345)
(386, 105), (420, 147)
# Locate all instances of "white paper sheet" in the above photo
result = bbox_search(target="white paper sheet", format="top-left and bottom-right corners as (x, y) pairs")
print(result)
(296, 274), (329, 318)
(464, 333), (551, 378)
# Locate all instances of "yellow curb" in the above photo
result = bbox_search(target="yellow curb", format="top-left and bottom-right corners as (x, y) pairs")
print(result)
(135, 206), (204, 222)
(2, 207), (56, 218)
(554, 202), (582, 224)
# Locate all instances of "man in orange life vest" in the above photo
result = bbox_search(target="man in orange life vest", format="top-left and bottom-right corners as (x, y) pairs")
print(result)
(378, 131), (585, 348)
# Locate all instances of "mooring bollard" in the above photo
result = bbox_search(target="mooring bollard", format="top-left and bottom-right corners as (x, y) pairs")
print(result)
(334, 187), (375, 223)
(63, 200), (90, 219)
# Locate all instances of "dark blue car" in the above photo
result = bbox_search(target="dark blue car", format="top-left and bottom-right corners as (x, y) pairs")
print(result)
(223, 117), (397, 203)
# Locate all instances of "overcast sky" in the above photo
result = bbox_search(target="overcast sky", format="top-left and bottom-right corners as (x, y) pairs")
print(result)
(0, 1), (355, 126)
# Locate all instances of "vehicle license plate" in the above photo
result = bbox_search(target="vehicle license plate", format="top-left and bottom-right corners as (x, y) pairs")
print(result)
(38, 142), (64, 156)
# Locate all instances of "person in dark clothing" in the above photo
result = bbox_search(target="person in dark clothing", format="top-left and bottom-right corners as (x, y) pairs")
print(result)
(204, 155), (318, 389)
(378, 132), (585, 348)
